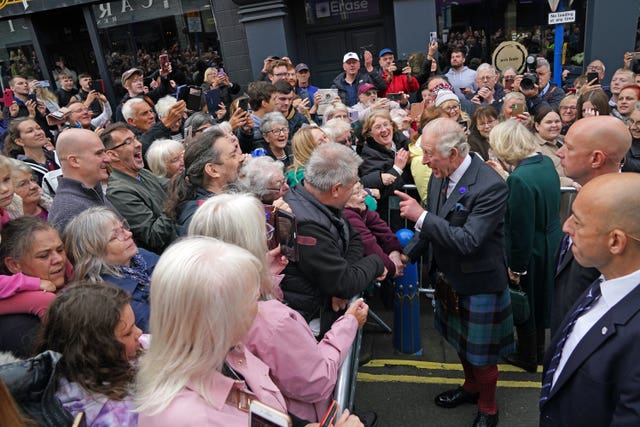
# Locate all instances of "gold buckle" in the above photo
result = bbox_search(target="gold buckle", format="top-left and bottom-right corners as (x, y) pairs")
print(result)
(231, 389), (252, 412)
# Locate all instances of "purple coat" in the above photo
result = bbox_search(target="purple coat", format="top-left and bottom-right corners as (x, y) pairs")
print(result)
(343, 207), (403, 277)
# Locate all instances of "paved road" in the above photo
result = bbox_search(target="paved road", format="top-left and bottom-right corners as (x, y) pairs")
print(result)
(352, 294), (542, 427)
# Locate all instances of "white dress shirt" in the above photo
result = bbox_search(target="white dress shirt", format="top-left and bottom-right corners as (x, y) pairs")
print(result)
(552, 268), (640, 388)
(415, 154), (472, 231)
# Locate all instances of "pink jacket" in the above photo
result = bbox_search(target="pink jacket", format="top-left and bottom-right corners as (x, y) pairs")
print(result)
(0, 274), (40, 298)
(139, 344), (287, 427)
(245, 300), (358, 421)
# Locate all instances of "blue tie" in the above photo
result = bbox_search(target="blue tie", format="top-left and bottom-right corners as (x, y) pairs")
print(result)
(556, 234), (571, 272)
(539, 278), (603, 409)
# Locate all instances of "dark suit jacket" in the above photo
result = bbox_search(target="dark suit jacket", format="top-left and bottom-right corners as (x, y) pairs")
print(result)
(540, 281), (640, 426)
(404, 153), (509, 295)
(550, 243), (600, 336)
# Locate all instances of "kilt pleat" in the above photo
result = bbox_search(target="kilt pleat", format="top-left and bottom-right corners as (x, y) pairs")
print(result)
(434, 289), (515, 366)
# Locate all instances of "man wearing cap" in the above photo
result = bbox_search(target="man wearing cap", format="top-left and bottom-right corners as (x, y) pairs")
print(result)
(351, 83), (400, 122)
(331, 50), (386, 107)
(115, 66), (174, 122)
(295, 63), (319, 108)
(377, 48), (419, 101)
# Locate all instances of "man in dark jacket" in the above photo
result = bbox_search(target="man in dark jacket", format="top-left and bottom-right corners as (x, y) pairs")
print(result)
(281, 142), (386, 338)
(121, 97), (185, 156)
(331, 51), (387, 107)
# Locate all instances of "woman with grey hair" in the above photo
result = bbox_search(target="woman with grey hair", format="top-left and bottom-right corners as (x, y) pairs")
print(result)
(322, 118), (353, 147)
(487, 119), (562, 372)
(237, 156), (289, 206)
(321, 102), (350, 125)
(183, 111), (216, 140)
(9, 159), (52, 219)
(260, 112), (293, 168)
(145, 139), (184, 180)
(64, 206), (158, 333)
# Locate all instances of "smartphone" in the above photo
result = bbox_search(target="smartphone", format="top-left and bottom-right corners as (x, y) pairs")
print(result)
(38, 80), (50, 88)
(320, 401), (338, 427)
(218, 67), (225, 76)
(159, 54), (170, 74)
(430, 31), (438, 44)
(3, 88), (13, 108)
(458, 120), (468, 131)
(386, 92), (403, 101)
(274, 209), (298, 262)
(27, 93), (38, 102)
(93, 79), (105, 94)
(393, 59), (407, 76)
(249, 401), (292, 427)
(348, 109), (359, 122)
(512, 103), (524, 116)
(632, 52), (640, 61)
(238, 97), (249, 112)
(586, 72), (599, 85)
(178, 85), (202, 112)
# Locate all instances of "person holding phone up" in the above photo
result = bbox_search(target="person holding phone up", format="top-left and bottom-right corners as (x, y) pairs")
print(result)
(377, 48), (419, 104)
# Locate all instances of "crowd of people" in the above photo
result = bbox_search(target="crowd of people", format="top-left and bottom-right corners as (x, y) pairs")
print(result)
(0, 24), (639, 427)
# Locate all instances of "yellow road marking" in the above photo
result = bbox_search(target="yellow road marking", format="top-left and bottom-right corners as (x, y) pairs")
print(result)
(362, 359), (543, 373)
(356, 372), (541, 388)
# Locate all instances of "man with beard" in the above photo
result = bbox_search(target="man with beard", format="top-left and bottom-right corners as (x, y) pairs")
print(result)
(445, 48), (476, 98)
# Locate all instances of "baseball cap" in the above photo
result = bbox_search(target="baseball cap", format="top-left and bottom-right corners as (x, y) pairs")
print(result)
(122, 68), (143, 83)
(343, 52), (359, 63)
(358, 83), (376, 95)
(379, 48), (394, 58)
(295, 63), (310, 72)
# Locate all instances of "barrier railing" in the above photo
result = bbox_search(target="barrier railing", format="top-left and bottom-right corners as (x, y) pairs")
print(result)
(333, 296), (363, 414)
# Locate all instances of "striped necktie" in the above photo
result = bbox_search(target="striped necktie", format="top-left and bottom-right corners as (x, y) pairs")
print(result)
(539, 278), (603, 409)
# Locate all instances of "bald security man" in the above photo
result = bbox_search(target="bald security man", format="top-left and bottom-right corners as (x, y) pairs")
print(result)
(48, 128), (121, 232)
(550, 116), (632, 334)
(540, 173), (640, 426)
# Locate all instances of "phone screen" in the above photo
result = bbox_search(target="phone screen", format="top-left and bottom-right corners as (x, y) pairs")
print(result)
(430, 31), (437, 44)
(275, 210), (298, 262)
(586, 72), (599, 84)
(159, 54), (170, 73)
(179, 86), (202, 112)
(238, 98), (249, 112)
(3, 88), (13, 108)
(512, 103), (524, 116)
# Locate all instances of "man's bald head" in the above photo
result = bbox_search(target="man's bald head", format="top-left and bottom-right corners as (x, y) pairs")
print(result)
(557, 116), (631, 186)
(56, 128), (100, 161)
(56, 128), (110, 186)
(564, 173), (640, 277)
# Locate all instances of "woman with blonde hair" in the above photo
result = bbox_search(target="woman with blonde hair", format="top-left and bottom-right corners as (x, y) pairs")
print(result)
(285, 125), (329, 186)
(488, 120), (562, 372)
(188, 194), (368, 422)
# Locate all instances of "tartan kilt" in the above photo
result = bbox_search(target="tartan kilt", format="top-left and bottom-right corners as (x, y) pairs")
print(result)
(434, 289), (515, 366)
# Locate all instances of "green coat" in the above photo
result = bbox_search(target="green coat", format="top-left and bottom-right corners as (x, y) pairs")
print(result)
(504, 153), (563, 330)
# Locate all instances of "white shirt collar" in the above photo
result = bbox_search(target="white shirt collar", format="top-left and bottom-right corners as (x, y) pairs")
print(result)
(447, 154), (472, 196)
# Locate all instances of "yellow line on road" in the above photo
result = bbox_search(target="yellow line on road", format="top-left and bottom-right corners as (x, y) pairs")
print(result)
(362, 359), (543, 373)
(356, 372), (541, 388)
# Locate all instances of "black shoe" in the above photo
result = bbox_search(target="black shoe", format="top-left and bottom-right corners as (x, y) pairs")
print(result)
(503, 353), (537, 373)
(472, 411), (499, 427)
(354, 410), (378, 427)
(434, 386), (479, 408)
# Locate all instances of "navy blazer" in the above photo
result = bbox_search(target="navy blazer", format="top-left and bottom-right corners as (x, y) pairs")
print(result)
(405, 153), (509, 295)
(540, 281), (640, 426)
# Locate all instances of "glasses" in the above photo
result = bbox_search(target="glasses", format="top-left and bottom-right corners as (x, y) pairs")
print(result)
(109, 220), (131, 242)
(108, 137), (136, 151)
(363, 91), (377, 96)
(337, 135), (353, 145)
(478, 75), (494, 81)
(477, 119), (497, 128)
(443, 105), (460, 112)
(70, 107), (91, 114)
(587, 65), (603, 71)
(267, 180), (287, 192)
(265, 223), (275, 241)
(629, 119), (640, 128)
(559, 106), (577, 111)
(266, 127), (289, 136)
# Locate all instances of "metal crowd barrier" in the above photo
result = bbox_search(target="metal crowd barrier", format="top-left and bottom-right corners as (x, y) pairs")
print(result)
(333, 296), (363, 414)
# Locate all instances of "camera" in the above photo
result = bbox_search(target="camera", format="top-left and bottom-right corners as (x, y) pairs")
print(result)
(520, 73), (539, 91)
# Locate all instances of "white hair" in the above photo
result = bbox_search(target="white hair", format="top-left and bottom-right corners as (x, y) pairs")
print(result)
(322, 118), (352, 141)
(145, 138), (184, 178)
(135, 237), (262, 415)
(154, 96), (178, 120)
(121, 98), (147, 121)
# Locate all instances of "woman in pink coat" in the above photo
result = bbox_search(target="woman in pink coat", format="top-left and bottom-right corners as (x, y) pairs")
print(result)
(189, 193), (369, 422)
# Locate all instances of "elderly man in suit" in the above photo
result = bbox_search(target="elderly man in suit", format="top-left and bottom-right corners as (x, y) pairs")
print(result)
(539, 173), (640, 426)
(396, 118), (513, 427)
(550, 116), (632, 335)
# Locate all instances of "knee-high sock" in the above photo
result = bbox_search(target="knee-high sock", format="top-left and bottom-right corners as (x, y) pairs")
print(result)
(460, 356), (479, 394)
(474, 364), (498, 414)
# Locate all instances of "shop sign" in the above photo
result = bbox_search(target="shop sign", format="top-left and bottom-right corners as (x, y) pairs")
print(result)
(0, 0), (94, 18)
(307, 0), (379, 23)
(94, 0), (181, 29)
(491, 41), (528, 74)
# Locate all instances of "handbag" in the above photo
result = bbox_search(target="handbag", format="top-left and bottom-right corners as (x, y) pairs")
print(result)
(509, 284), (530, 325)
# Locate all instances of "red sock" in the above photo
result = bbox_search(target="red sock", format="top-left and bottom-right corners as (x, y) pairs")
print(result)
(473, 365), (498, 414)
(460, 357), (479, 394)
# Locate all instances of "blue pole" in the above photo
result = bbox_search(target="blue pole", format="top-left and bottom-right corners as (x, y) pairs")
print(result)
(553, 1), (565, 86)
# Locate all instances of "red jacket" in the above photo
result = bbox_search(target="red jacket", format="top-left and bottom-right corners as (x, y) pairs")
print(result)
(379, 72), (420, 97)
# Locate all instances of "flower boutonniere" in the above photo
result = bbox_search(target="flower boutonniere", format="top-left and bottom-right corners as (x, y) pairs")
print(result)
(458, 186), (467, 195)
